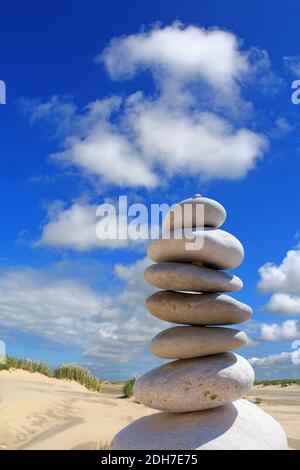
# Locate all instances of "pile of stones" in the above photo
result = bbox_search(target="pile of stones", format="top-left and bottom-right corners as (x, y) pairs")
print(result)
(112, 195), (287, 450)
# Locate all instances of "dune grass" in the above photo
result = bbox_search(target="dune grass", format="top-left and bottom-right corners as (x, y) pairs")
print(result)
(0, 356), (102, 392)
(255, 379), (300, 387)
(54, 364), (102, 392)
(1, 355), (140, 399)
(98, 441), (111, 450)
(123, 377), (135, 397)
(1, 356), (133, 396)
(0, 355), (51, 376)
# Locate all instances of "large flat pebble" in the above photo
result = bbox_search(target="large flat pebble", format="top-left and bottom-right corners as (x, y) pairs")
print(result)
(144, 262), (243, 293)
(112, 399), (287, 450)
(134, 352), (254, 412)
(150, 326), (247, 359)
(146, 291), (252, 325)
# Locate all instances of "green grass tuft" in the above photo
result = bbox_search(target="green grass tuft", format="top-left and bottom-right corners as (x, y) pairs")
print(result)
(254, 397), (264, 404)
(0, 355), (51, 376)
(98, 441), (111, 450)
(54, 364), (102, 392)
(123, 377), (135, 397)
(255, 378), (300, 387)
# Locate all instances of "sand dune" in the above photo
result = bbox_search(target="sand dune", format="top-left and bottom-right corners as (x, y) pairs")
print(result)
(0, 369), (153, 450)
(0, 369), (299, 450)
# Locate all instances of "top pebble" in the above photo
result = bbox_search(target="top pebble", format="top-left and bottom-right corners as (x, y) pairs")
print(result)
(163, 194), (227, 232)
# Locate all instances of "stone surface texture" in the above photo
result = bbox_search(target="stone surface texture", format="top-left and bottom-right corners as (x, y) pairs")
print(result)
(148, 229), (244, 270)
(150, 326), (247, 359)
(133, 353), (255, 413)
(145, 291), (252, 325)
(144, 262), (243, 293)
(162, 196), (226, 232)
(112, 399), (288, 450)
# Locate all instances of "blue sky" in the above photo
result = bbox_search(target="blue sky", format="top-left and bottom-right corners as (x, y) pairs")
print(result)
(1, 0), (300, 380)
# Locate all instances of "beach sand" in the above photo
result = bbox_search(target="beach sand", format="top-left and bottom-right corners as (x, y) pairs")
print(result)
(248, 385), (300, 451)
(0, 369), (299, 450)
(0, 369), (154, 450)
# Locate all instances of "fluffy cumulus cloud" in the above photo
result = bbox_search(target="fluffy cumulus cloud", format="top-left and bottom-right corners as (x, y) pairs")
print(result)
(36, 199), (153, 251)
(25, 23), (271, 193)
(264, 293), (300, 315)
(100, 24), (279, 98)
(253, 248), (300, 375)
(0, 258), (164, 378)
(36, 200), (108, 251)
(249, 350), (300, 368)
(258, 249), (300, 295)
(127, 102), (265, 180)
(52, 105), (158, 188)
(258, 248), (300, 315)
(100, 24), (249, 94)
(260, 320), (300, 342)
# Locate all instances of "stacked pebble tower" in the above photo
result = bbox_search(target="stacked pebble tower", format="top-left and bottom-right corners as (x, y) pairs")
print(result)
(112, 195), (287, 450)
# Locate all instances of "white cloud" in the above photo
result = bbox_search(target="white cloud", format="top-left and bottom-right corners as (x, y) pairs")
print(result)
(258, 247), (300, 315)
(49, 95), (267, 184)
(258, 249), (300, 294)
(129, 101), (266, 180)
(260, 320), (300, 342)
(245, 335), (260, 347)
(100, 23), (248, 96)
(20, 95), (78, 139)
(264, 293), (300, 315)
(49, 97), (158, 188)
(246, 48), (282, 95)
(101, 24), (279, 99)
(25, 23), (271, 189)
(0, 258), (162, 377)
(0, 265), (120, 342)
(283, 56), (300, 76)
(54, 122), (157, 188)
(249, 350), (300, 368)
(114, 257), (152, 308)
(36, 200), (154, 251)
(36, 201), (106, 251)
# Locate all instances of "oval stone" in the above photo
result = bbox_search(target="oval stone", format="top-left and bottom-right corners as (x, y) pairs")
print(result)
(148, 229), (244, 270)
(134, 352), (254, 413)
(144, 262), (243, 293)
(163, 196), (226, 232)
(145, 291), (252, 325)
(150, 326), (247, 359)
(111, 399), (288, 450)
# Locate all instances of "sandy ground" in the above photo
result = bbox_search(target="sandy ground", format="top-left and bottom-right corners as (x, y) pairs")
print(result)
(0, 369), (154, 450)
(248, 385), (300, 451)
(0, 369), (299, 450)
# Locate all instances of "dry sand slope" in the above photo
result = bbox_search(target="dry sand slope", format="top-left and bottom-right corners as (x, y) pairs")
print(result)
(0, 369), (154, 450)
(0, 369), (299, 450)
